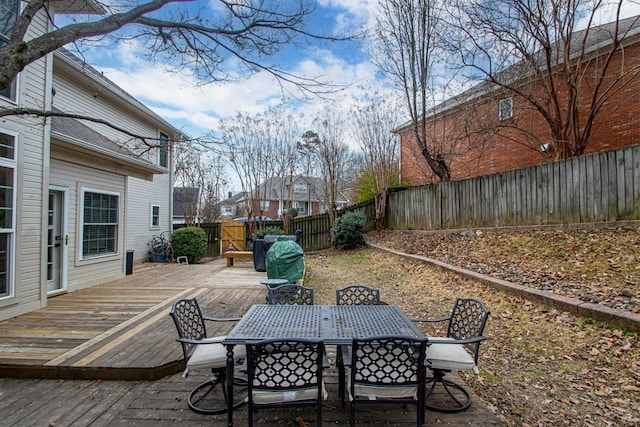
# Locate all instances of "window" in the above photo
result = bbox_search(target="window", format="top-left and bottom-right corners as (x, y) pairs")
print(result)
(295, 202), (306, 214)
(81, 190), (119, 258)
(0, 129), (16, 298)
(499, 98), (513, 120)
(259, 200), (270, 211)
(150, 205), (160, 228)
(158, 132), (169, 167)
(294, 183), (308, 193)
(0, 0), (19, 102)
(223, 205), (233, 214)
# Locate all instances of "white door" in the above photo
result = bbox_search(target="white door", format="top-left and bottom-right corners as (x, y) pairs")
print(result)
(47, 188), (67, 294)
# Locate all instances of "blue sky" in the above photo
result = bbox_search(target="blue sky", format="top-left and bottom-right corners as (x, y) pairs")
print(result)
(71, 0), (640, 144)
(78, 1), (382, 141)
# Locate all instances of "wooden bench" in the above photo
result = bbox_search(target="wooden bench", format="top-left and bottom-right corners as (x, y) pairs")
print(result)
(224, 250), (253, 267)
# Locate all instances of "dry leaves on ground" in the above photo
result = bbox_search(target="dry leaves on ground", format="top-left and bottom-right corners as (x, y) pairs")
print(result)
(304, 228), (640, 426)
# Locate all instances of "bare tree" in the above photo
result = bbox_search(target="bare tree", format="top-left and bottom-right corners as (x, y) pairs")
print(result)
(0, 0), (349, 154)
(450, 0), (640, 159)
(174, 142), (228, 223)
(371, 0), (452, 181)
(216, 105), (302, 230)
(1, 1), (341, 93)
(350, 92), (402, 230)
(307, 105), (352, 226)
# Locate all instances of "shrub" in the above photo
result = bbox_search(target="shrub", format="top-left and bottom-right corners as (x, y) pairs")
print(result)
(331, 211), (366, 249)
(289, 207), (299, 218)
(254, 226), (284, 239)
(171, 227), (207, 264)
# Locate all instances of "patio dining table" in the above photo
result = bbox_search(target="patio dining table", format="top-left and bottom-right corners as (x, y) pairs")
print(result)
(222, 304), (425, 426)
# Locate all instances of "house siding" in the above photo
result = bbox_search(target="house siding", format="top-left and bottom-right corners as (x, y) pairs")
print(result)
(50, 157), (126, 291)
(126, 174), (172, 261)
(52, 68), (161, 166)
(400, 36), (640, 185)
(53, 59), (174, 264)
(0, 12), (51, 319)
(0, 12), (177, 322)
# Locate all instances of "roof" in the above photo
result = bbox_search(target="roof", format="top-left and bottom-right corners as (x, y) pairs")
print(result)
(219, 192), (247, 205)
(50, 112), (166, 179)
(173, 187), (199, 217)
(394, 15), (640, 132)
(253, 176), (350, 204)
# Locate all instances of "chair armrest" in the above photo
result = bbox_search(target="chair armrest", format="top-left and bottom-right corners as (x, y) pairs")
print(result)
(322, 349), (331, 369)
(177, 336), (225, 345)
(428, 336), (487, 345)
(339, 344), (351, 367)
(411, 315), (450, 323)
(203, 315), (242, 322)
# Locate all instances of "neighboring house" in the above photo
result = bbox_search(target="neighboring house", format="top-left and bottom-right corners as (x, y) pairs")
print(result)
(0, 4), (182, 321)
(242, 176), (350, 219)
(173, 187), (199, 224)
(216, 191), (247, 220)
(397, 16), (640, 186)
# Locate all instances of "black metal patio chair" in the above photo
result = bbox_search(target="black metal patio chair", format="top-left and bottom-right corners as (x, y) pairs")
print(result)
(345, 335), (427, 427)
(335, 285), (382, 406)
(169, 298), (247, 415)
(413, 297), (490, 413)
(245, 338), (327, 427)
(266, 284), (314, 305)
(335, 285), (381, 306)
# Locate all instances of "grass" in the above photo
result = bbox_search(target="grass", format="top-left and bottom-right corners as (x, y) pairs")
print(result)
(303, 247), (640, 427)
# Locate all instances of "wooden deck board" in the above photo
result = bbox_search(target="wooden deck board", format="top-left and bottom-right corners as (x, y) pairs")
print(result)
(0, 369), (503, 426)
(0, 259), (504, 425)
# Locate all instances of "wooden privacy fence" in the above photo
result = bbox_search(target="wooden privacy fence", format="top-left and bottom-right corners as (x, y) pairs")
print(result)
(386, 144), (640, 230)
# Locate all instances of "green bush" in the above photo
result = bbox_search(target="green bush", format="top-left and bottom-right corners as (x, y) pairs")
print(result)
(289, 207), (299, 218)
(171, 227), (207, 264)
(254, 226), (284, 239)
(331, 211), (366, 249)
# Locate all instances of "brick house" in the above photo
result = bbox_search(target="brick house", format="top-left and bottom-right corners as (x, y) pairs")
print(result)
(239, 176), (350, 219)
(398, 16), (640, 185)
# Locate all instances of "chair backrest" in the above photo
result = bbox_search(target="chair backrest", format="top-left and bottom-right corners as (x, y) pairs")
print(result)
(351, 335), (426, 388)
(246, 339), (324, 394)
(169, 298), (207, 362)
(446, 298), (490, 364)
(335, 285), (381, 305)
(267, 284), (314, 305)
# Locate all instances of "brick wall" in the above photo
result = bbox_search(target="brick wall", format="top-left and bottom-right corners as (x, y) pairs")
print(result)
(400, 41), (640, 185)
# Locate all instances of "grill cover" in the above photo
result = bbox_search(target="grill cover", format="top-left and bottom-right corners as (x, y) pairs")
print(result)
(266, 236), (305, 283)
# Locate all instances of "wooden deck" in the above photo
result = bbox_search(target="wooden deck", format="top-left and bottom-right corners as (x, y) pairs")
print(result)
(0, 258), (265, 380)
(0, 257), (504, 426)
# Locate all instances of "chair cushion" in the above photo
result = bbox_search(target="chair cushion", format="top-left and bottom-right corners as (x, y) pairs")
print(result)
(346, 369), (418, 400)
(252, 382), (328, 404)
(426, 338), (476, 371)
(187, 337), (246, 371)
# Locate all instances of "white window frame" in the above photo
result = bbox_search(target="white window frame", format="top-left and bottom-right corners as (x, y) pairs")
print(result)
(223, 205), (233, 214)
(0, 128), (17, 300)
(259, 200), (270, 211)
(499, 98), (513, 121)
(294, 183), (308, 193)
(295, 201), (306, 214)
(80, 188), (120, 259)
(150, 204), (160, 229)
(158, 132), (169, 168)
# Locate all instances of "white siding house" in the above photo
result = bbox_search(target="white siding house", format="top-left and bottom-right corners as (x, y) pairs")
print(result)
(0, 2), (183, 321)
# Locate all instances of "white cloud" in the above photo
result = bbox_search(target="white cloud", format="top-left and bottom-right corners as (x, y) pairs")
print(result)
(94, 37), (387, 139)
